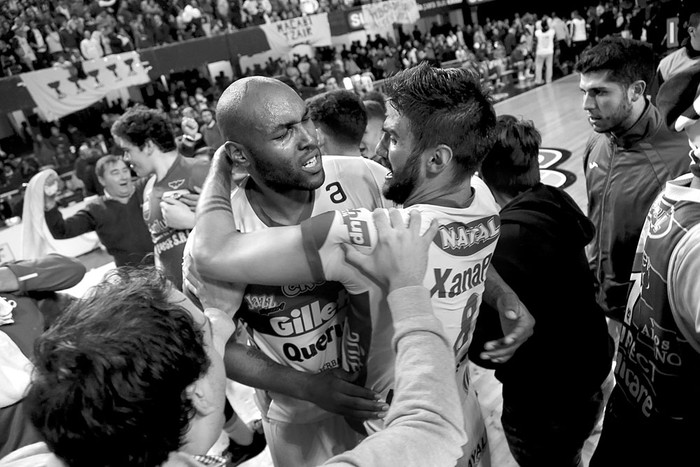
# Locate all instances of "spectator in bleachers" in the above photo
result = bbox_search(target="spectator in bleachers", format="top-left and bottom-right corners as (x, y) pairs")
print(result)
(199, 108), (224, 151)
(33, 135), (58, 169)
(43, 24), (64, 60)
(11, 26), (36, 71)
(79, 29), (104, 60)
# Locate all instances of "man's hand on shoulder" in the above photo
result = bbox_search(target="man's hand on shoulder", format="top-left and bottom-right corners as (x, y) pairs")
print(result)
(344, 209), (438, 292)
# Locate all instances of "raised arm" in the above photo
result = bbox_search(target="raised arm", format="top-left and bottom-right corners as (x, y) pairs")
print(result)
(193, 149), (314, 285)
(44, 192), (97, 239)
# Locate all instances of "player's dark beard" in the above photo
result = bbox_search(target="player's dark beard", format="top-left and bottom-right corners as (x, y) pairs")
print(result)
(383, 149), (421, 204)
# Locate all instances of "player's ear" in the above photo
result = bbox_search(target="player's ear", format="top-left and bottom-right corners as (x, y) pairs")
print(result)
(223, 141), (249, 167)
(426, 144), (453, 175)
(628, 79), (646, 102)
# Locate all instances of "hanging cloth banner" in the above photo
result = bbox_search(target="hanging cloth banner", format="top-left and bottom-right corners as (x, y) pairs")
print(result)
(361, 0), (420, 37)
(258, 13), (332, 53)
(20, 51), (150, 121)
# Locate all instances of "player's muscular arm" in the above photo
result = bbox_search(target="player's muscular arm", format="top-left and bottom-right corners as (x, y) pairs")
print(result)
(480, 266), (536, 363)
(194, 148), (314, 285)
(224, 341), (387, 419)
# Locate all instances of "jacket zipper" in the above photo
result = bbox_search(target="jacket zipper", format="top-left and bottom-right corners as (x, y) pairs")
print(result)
(597, 139), (616, 290)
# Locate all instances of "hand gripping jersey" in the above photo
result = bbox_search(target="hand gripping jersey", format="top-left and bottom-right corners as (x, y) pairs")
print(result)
(226, 156), (388, 424)
(143, 155), (209, 290)
(300, 176), (500, 466)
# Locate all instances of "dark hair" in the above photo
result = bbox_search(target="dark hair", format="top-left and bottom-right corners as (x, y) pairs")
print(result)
(384, 62), (497, 180)
(480, 115), (541, 197)
(363, 99), (385, 121)
(574, 36), (654, 88)
(306, 90), (367, 147)
(26, 267), (209, 467)
(111, 106), (177, 152)
(362, 90), (387, 113)
(689, 11), (700, 29)
(94, 155), (124, 179)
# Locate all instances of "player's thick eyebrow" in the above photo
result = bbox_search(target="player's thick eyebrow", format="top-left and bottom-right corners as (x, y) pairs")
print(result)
(269, 109), (310, 134)
(579, 85), (610, 93)
(382, 123), (398, 138)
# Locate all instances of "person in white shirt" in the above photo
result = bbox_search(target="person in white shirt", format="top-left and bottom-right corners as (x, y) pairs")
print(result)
(534, 18), (556, 84)
(567, 10), (588, 62)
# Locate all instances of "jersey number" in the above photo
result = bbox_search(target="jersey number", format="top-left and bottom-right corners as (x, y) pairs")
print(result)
(453, 292), (480, 360)
(326, 182), (347, 204)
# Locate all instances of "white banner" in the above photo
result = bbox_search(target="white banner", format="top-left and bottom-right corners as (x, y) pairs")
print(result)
(259, 13), (332, 53)
(361, 0), (420, 37)
(20, 51), (150, 121)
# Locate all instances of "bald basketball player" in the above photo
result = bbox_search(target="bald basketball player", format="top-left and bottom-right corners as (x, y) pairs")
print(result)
(185, 77), (390, 466)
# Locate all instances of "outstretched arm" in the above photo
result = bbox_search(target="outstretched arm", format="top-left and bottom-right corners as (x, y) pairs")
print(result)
(193, 149), (313, 285)
(0, 255), (86, 293)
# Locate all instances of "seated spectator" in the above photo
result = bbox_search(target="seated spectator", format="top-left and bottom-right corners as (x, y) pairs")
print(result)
(306, 89), (367, 157)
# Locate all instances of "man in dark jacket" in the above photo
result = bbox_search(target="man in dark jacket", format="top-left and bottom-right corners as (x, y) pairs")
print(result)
(576, 37), (690, 324)
(44, 156), (154, 267)
(471, 115), (613, 467)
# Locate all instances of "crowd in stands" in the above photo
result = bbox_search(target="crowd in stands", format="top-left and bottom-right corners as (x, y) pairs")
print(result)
(0, 0), (366, 76)
(0, 0), (677, 78)
(0, 0), (688, 212)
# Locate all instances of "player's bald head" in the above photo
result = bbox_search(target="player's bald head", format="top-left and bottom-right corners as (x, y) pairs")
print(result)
(216, 77), (302, 145)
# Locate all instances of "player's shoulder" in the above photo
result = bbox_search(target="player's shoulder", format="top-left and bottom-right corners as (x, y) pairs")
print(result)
(181, 156), (211, 183)
(322, 155), (389, 183)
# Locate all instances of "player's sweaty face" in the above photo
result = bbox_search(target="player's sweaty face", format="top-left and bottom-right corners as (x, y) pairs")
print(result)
(379, 105), (421, 204)
(243, 85), (325, 192)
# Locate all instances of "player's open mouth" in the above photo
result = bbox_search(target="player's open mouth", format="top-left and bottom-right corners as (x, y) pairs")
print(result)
(385, 171), (393, 179)
(302, 154), (321, 171)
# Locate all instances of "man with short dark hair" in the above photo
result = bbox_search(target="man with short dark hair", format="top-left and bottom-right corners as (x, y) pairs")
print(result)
(575, 37), (690, 325)
(474, 115), (612, 467)
(111, 106), (207, 289)
(589, 62), (700, 467)
(44, 155), (153, 267)
(306, 90), (367, 157)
